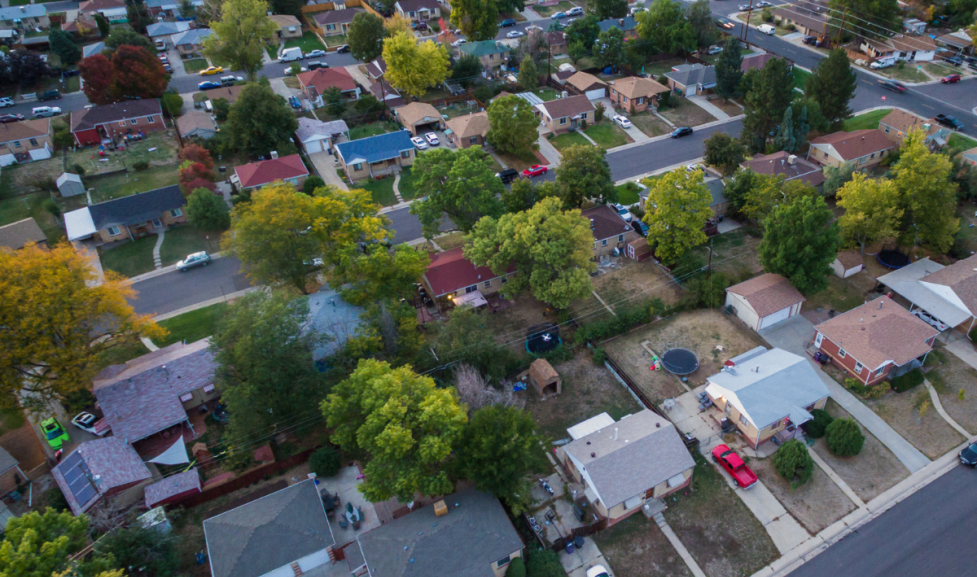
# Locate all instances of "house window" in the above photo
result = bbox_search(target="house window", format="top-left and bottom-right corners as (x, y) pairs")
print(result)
(327, 24), (336, 31)
(130, 119), (138, 125)
(884, 126), (890, 133)
(593, 241), (597, 248)
(622, 96), (628, 103)
(580, 112), (587, 120)
(854, 361), (864, 373)
(501, 277), (508, 284)
(838, 347), (847, 358)
(814, 332), (823, 347)
(469, 137), (478, 144)
(352, 162), (363, 171)
(152, 218), (162, 228)
(203, 384), (216, 393)
(637, 97), (643, 104)
(618, 234), (624, 242)
(28, 138), (37, 146)
(601, 239), (608, 246)
(148, 116), (155, 123)
(179, 392), (194, 402)
(496, 555), (512, 568)
(170, 208), (183, 217)
(401, 150), (411, 159)
(465, 285), (477, 293)
(484, 280), (491, 288)
(559, 117), (567, 125)
(11, 141), (19, 148)
(739, 414), (749, 426)
(119, 121), (126, 126)
(875, 366), (885, 377)
(408, 11), (415, 16)
(107, 226), (121, 236)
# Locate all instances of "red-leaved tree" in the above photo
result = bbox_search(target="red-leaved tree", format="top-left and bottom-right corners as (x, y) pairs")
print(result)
(79, 46), (167, 105)
(79, 54), (114, 105)
(179, 161), (214, 195)
(177, 143), (214, 170)
(184, 177), (217, 194)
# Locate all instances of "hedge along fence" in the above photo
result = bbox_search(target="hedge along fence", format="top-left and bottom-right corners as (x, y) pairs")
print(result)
(572, 297), (671, 345)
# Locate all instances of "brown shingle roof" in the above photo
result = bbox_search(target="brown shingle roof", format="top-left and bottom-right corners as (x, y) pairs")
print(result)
(176, 110), (216, 136)
(396, 102), (441, 128)
(879, 109), (938, 136)
(581, 205), (631, 242)
(920, 253), (977, 315)
(809, 129), (895, 162)
(70, 99), (162, 132)
(0, 218), (46, 250)
(205, 85), (245, 105)
(566, 71), (606, 93)
(612, 76), (669, 99)
(269, 14), (300, 28)
(537, 94), (595, 121)
(313, 7), (363, 26)
(739, 151), (825, 187)
(727, 273), (805, 317)
(0, 118), (48, 144)
(815, 297), (937, 368)
(445, 111), (489, 139)
(835, 250), (863, 270)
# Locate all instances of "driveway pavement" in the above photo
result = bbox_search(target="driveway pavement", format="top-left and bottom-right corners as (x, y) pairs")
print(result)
(309, 151), (348, 190)
(759, 316), (930, 473)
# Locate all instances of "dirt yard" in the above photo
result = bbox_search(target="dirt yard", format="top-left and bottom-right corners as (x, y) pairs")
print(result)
(593, 514), (693, 577)
(570, 260), (686, 325)
(927, 344), (977, 435)
(0, 409), (47, 472)
(664, 453), (780, 577)
(602, 309), (767, 403)
(688, 229), (763, 278)
(811, 401), (910, 502)
(524, 351), (643, 441)
(750, 454), (857, 534)
(864, 386), (965, 459)
(480, 294), (557, 350)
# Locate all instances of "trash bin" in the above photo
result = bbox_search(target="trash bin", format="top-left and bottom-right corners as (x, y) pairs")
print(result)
(564, 540), (574, 554)
(574, 536), (585, 549)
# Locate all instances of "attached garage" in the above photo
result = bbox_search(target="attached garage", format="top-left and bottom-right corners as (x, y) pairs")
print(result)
(725, 273), (805, 332)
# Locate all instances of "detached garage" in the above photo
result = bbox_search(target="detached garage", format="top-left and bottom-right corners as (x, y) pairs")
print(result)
(725, 273), (805, 332)
(566, 71), (608, 100)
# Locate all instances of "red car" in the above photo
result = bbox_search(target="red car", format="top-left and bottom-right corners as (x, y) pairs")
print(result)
(941, 74), (961, 84)
(711, 444), (758, 489)
(522, 164), (548, 177)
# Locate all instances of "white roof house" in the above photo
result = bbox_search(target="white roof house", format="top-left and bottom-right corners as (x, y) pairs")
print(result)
(64, 207), (96, 241)
(294, 117), (349, 154)
(878, 256), (975, 330)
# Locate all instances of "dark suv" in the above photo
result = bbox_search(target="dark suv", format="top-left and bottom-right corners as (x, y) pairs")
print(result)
(38, 90), (61, 101)
(496, 168), (519, 183)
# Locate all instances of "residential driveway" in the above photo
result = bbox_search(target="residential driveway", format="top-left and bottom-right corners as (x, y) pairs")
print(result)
(759, 316), (930, 473)
(308, 151), (348, 191)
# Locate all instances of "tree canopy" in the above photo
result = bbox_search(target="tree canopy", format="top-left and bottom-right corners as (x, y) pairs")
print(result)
(836, 173), (902, 254)
(892, 129), (959, 253)
(554, 144), (617, 209)
(79, 45), (168, 105)
(714, 36), (743, 101)
(49, 29), (81, 66)
(330, 244), (430, 306)
(703, 132), (746, 176)
(449, 0), (500, 41)
(383, 32), (450, 97)
(686, 0), (717, 48)
(642, 169), (713, 264)
(187, 187), (231, 231)
(431, 306), (508, 380)
(202, 0), (277, 80)
(740, 58), (794, 152)
(759, 194), (840, 294)
(588, 0), (628, 20)
(636, 0), (696, 54)
(0, 509), (117, 577)
(225, 79), (299, 157)
(104, 27), (156, 52)
(805, 48), (857, 131)
(594, 27), (626, 69)
(486, 94), (539, 158)
(347, 11), (386, 63)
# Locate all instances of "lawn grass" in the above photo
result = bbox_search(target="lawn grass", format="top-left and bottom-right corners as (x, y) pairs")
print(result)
(348, 121), (397, 141)
(549, 130), (592, 152)
(884, 64), (926, 83)
(615, 181), (642, 205)
(65, 131), (177, 179)
(532, 87), (557, 102)
(92, 340), (150, 373)
(398, 167), (420, 200)
(322, 34), (348, 48)
(630, 112), (671, 137)
(0, 407), (26, 437)
(98, 236), (158, 279)
(158, 225), (224, 267)
(843, 108), (891, 132)
(183, 59), (210, 74)
(88, 165), (181, 203)
(793, 67), (810, 92)
(948, 132), (977, 152)
(583, 121), (630, 149)
(357, 176), (398, 206)
(532, 0), (576, 17)
(285, 31), (327, 53)
(157, 302), (229, 347)
(265, 44), (279, 60)
(804, 275), (866, 315)
(0, 167), (65, 243)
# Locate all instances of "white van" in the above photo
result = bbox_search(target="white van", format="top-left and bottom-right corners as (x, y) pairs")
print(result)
(279, 47), (302, 63)
(758, 24), (776, 35)
(204, 100), (214, 113)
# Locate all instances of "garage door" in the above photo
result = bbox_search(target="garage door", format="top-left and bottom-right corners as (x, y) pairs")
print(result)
(759, 307), (791, 330)
(585, 88), (605, 100)
(304, 140), (323, 154)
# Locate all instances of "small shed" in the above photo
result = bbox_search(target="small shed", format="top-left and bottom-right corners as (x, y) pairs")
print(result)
(57, 173), (85, 198)
(627, 237), (650, 261)
(529, 359), (561, 396)
(831, 250), (864, 278)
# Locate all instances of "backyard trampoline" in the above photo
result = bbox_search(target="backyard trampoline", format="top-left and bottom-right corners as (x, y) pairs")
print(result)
(526, 323), (562, 354)
(877, 249), (910, 269)
(661, 348), (699, 375)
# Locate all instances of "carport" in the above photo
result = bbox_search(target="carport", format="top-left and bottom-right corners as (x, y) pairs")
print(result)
(877, 257), (975, 335)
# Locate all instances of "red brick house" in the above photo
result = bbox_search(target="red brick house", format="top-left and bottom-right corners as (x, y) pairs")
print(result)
(421, 246), (516, 301)
(233, 154), (309, 191)
(70, 99), (165, 146)
(813, 297), (938, 386)
(297, 67), (361, 107)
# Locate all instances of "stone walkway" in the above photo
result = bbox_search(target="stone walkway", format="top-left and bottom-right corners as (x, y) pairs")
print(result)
(687, 95), (730, 121)
(152, 231), (165, 269)
(141, 337), (159, 352)
(392, 172), (403, 203)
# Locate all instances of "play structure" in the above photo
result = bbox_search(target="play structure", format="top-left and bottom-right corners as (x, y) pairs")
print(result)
(660, 348), (700, 375)
(877, 249), (910, 269)
(526, 323), (562, 354)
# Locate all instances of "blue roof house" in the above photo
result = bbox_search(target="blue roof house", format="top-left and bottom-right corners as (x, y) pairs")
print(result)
(334, 130), (415, 182)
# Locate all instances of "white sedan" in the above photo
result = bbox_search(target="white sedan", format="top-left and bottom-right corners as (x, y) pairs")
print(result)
(284, 66), (308, 76)
(424, 132), (440, 146)
(451, 38), (467, 47)
(507, 30), (525, 38)
(912, 309), (949, 331)
(612, 115), (632, 129)
(526, 24), (543, 32)
(411, 136), (429, 149)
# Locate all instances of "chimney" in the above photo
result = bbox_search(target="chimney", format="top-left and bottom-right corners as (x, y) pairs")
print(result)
(270, 150), (279, 159)
(788, 154), (797, 165)
(618, 18), (624, 25)
(19, 6), (25, 11)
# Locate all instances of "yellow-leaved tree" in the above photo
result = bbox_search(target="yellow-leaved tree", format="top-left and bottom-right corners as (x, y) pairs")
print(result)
(836, 173), (903, 255)
(202, 0), (277, 80)
(382, 32), (450, 98)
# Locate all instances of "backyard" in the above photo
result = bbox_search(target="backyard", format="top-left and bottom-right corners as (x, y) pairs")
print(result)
(348, 121), (398, 141)
(0, 168), (63, 243)
(658, 98), (718, 128)
(583, 120), (632, 149)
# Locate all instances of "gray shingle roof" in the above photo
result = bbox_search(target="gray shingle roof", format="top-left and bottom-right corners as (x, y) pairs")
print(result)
(335, 129), (413, 164)
(0, 446), (18, 475)
(665, 64), (716, 89)
(355, 488), (523, 577)
(172, 28), (213, 46)
(146, 21), (189, 36)
(204, 480), (335, 577)
(87, 185), (186, 230)
(0, 4), (46, 19)
(598, 16), (637, 33)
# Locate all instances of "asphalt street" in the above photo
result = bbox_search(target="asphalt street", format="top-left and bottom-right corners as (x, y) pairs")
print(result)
(787, 463), (977, 577)
(128, 256), (251, 316)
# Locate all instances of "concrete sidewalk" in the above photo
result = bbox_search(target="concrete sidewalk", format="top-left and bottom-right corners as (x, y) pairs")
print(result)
(687, 95), (731, 121)
(536, 125), (562, 166)
(946, 339), (977, 371)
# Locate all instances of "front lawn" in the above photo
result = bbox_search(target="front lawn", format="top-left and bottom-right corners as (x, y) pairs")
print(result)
(549, 130), (592, 152)
(583, 121), (631, 149)
(883, 64), (926, 83)
(98, 236), (157, 279)
(793, 67), (810, 92)
(348, 121), (397, 141)
(183, 59), (210, 74)
(657, 97), (718, 127)
(398, 167), (420, 200)
(630, 112), (672, 137)
(615, 182), (643, 205)
(157, 302), (229, 347)
(532, 0), (577, 17)
(948, 132), (977, 152)
(285, 31), (327, 53)
(158, 225), (224, 267)
(843, 108), (891, 132)
(265, 44), (279, 60)
(357, 176), (398, 206)
(322, 34), (348, 48)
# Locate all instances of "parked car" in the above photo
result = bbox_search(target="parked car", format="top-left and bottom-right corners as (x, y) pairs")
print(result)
(198, 81), (221, 90)
(941, 73), (961, 84)
(522, 164), (548, 177)
(32, 106), (61, 118)
(551, 11), (567, 19)
(496, 168), (519, 183)
(163, 64), (173, 73)
(411, 136), (429, 150)
(911, 309), (949, 331)
(500, 18), (516, 27)
(631, 219), (649, 236)
(567, 6), (584, 15)
(41, 417), (70, 449)
(755, 1), (771, 6)
(526, 24), (542, 32)
(424, 132), (440, 146)
(507, 30), (525, 38)
(0, 97), (14, 108)
(308, 61), (327, 70)
(38, 89), (61, 101)
(670, 126), (693, 138)
(711, 444), (758, 488)
(707, 45), (724, 55)
(757, 23), (776, 35)
(686, 163), (703, 172)
(738, 3), (752, 9)
(613, 203), (633, 222)
(452, 38), (468, 47)
(411, 20), (428, 30)
(586, 566), (610, 577)
(199, 66), (223, 76)
(176, 251), (212, 271)
(155, 40), (167, 51)
(336, 44), (351, 53)
(945, 56), (963, 66)
(71, 412), (107, 436)
(0, 113), (24, 123)
(960, 441), (977, 466)
(715, 17), (734, 29)
(305, 49), (327, 58)
(220, 75), (243, 84)
(285, 66), (309, 76)
(880, 79), (907, 93)
(935, 114), (964, 130)
(870, 59), (894, 69)
(613, 114), (632, 129)
(289, 95), (302, 109)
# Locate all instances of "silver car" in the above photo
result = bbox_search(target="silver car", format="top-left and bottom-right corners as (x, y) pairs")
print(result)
(176, 251), (212, 271)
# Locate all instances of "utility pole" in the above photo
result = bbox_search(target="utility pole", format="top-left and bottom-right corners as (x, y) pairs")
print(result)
(835, 8), (848, 46)
(741, 0), (754, 44)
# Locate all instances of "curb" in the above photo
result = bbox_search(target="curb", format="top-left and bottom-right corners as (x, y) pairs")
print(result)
(124, 252), (228, 285)
(614, 157), (705, 186)
(152, 287), (259, 322)
(606, 116), (745, 155)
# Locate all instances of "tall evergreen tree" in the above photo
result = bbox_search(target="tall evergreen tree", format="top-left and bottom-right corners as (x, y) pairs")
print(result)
(48, 29), (81, 66)
(774, 106), (796, 153)
(805, 48), (857, 131)
(740, 58), (794, 152)
(714, 36), (743, 101)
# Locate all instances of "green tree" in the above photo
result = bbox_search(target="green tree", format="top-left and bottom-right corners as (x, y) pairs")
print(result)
(642, 169), (712, 264)
(821, 163), (857, 196)
(347, 12), (386, 63)
(95, 13), (111, 37)
(309, 446), (342, 477)
(759, 194), (839, 294)
(202, 0), (277, 80)
(703, 132), (746, 176)
(686, 0), (717, 48)
(383, 32), (450, 97)
(52, 121), (74, 150)
(323, 359), (468, 502)
(465, 197), (595, 308)
(431, 306), (509, 380)
(805, 48), (857, 131)
(409, 146), (505, 238)
(723, 168), (765, 214)
(792, 95), (829, 133)
(593, 26), (625, 69)
(0, 509), (115, 577)
(303, 175), (325, 194)
(828, 0), (901, 33)
(162, 92), (184, 117)
(225, 79), (299, 157)
(179, 0), (197, 18)
(323, 86), (346, 117)
(212, 97), (230, 121)
(486, 94), (539, 157)
(452, 53), (483, 88)
(49, 29), (81, 66)
(742, 176), (814, 224)
(825, 417), (865, 456)
(187, 187), (231, 231)
(803, 408), (833, 438)
(450, 0), (499, 41)
(125, 0), (154, 34)
(518, 54), (539, 90)
(588, 0), (628, 19)
(714, 36), (743, 101)
(554, 144), (617, 208)
(104, 27), (156, 53)
(773, 439), (814, 488)
(456, 405), (547, 513)
(740, 58), (794, 151)
(506, 557), (527, 577)
(501, 177), (555, 213)
(330, 244), (430, 306)
(636, 0), (696, 54)
(94, 526), (178, 577)
(565, 15), (600, 49)
(568, 39), (587, 64)
(836, 173), (903, 254)
(892, 129), (959, 253)
(773, 106), (796, 153)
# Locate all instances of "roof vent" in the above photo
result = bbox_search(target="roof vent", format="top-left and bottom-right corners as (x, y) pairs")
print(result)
(655, 422), (661, 428)
(788, 154), (797, 165)
(270, 150), (279, 159)
(591, 452), (596, 458)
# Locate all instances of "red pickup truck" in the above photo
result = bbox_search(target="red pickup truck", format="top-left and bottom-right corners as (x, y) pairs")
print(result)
(711, 444), (758, 489)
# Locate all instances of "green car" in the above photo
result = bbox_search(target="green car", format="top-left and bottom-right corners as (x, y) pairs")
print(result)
(41, 417), (70, 449)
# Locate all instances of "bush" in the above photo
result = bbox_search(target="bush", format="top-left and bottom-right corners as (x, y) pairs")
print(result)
(762, 7), (773, 21)
(591, 347), (606, 365)
(658, 91), (671, 109)
(970, 326), (977, 344)
(133, 160), (149, 171)
(773, 439), (814, 488)
(473, 85), (495, 104)
(825, 418), (865, 456)
(890, 368), (924, 392)
(594, 101), (605, 123)
(525, 548), (564, 577)
(572, 298), (665, 344)
(506, 557), (526, 577)
(802, 408), (833, 439)
(309, 445), (342, 478)
(580, 118), (587, 129)
(682, 272), (732, 309)
(303, 175), (325, 195)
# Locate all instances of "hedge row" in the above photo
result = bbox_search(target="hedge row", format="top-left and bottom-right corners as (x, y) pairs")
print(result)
(890, 368), (924, 392)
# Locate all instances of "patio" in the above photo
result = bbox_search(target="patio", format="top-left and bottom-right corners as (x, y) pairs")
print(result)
(316, 465), (380, 546)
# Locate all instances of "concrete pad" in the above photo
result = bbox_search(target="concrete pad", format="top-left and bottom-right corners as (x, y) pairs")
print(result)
(561, 536), (612, 576)
(668, 391), (724, 443)
(317, 466), (380, 547)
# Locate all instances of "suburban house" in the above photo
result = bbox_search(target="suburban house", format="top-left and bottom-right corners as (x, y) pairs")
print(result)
(457, 40), (511, 70)
(558, 410), (696, 525)
(962, 147), (977, 169)
(395, 0), (440, 21)
(608, 76), (669, 113)
(706, 347), (830, 447)
(741, 52), (780, 72)
(269, 14), (302, 38)
(335, 130), (414, 182)
(176, 110), (218, 140)
(536, 94), (595, 134)
(663, 63), (716, 96)
(93, 339), (220, 446)
(147, 0), (205, 16)
(146, 21), (190, 43)
(831, 250), (864, 278)
(365, 57), (386, 80)
(0, 118), (52, 166)
(878, 253), (977, 334)
(772, 1), (828, 37)
(368, 80), (406, 108)
(725, 273), (805, 332)
(83, 41), (106, 58)
(739, 151), (826, 188)
(297, 67), (361, 106)
(581, 204), (638, 258)
(396, 101), (444, 136)
(935, 29), (973, 55)
(233, 153), (309, 191)
(63, 185), (187, 243)
(0, 4), (49, 28)
(566, 71), (608, 100)
(144, 469), (202, 508)
(70, 99), (165, 146)
(806, 129), (895, 169)
(172, 28), (213, 55)
(545, 30), (567, 54)
(860, 34), (937, 63)
(204, 480), (337, 577)
(877, 109), (949, 150)
(295, 117), (349, 154)
(62, 12), (100, 36)
(813, 297), (938, 386)
(0, 447), (26, 495)
(203, 85), (245, 105)
(598, 15), (638, 38)
(0, 218), (47, 251)
(902, 18), (926, 34)
(422, 246), (516, 301)
(348, 488), (524, 577)
(78, 0), (126, 18)
(445, 111), (490, 148)
(51, 437), (153, 515)
(313, 7), (363, 36)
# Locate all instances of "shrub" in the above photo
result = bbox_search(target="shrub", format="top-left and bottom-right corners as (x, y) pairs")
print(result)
(580, 118), (587, 129)
(525, 548), (564, 577)
(658, 91), (671, 109)
(591, 347), (606, 365)
(133, 160), (149, 171)
(863, 381), (891, 399)
(473, 85), (494, 104)
(682, 272), (731, 309)
(773, 439), (814, 488)
(890, 368), (924, 392)
(309, 445), (342, 478)
(970, 326), (977, 344)
(762, 7), (773, 21)
(802, 408), (833, 439)
(594, 101), (605, 123)
(506, 557), (526, 577)
(825, 418), (865, 456)
(303, 175), (325, 195)
(572, 298), (664, 344)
